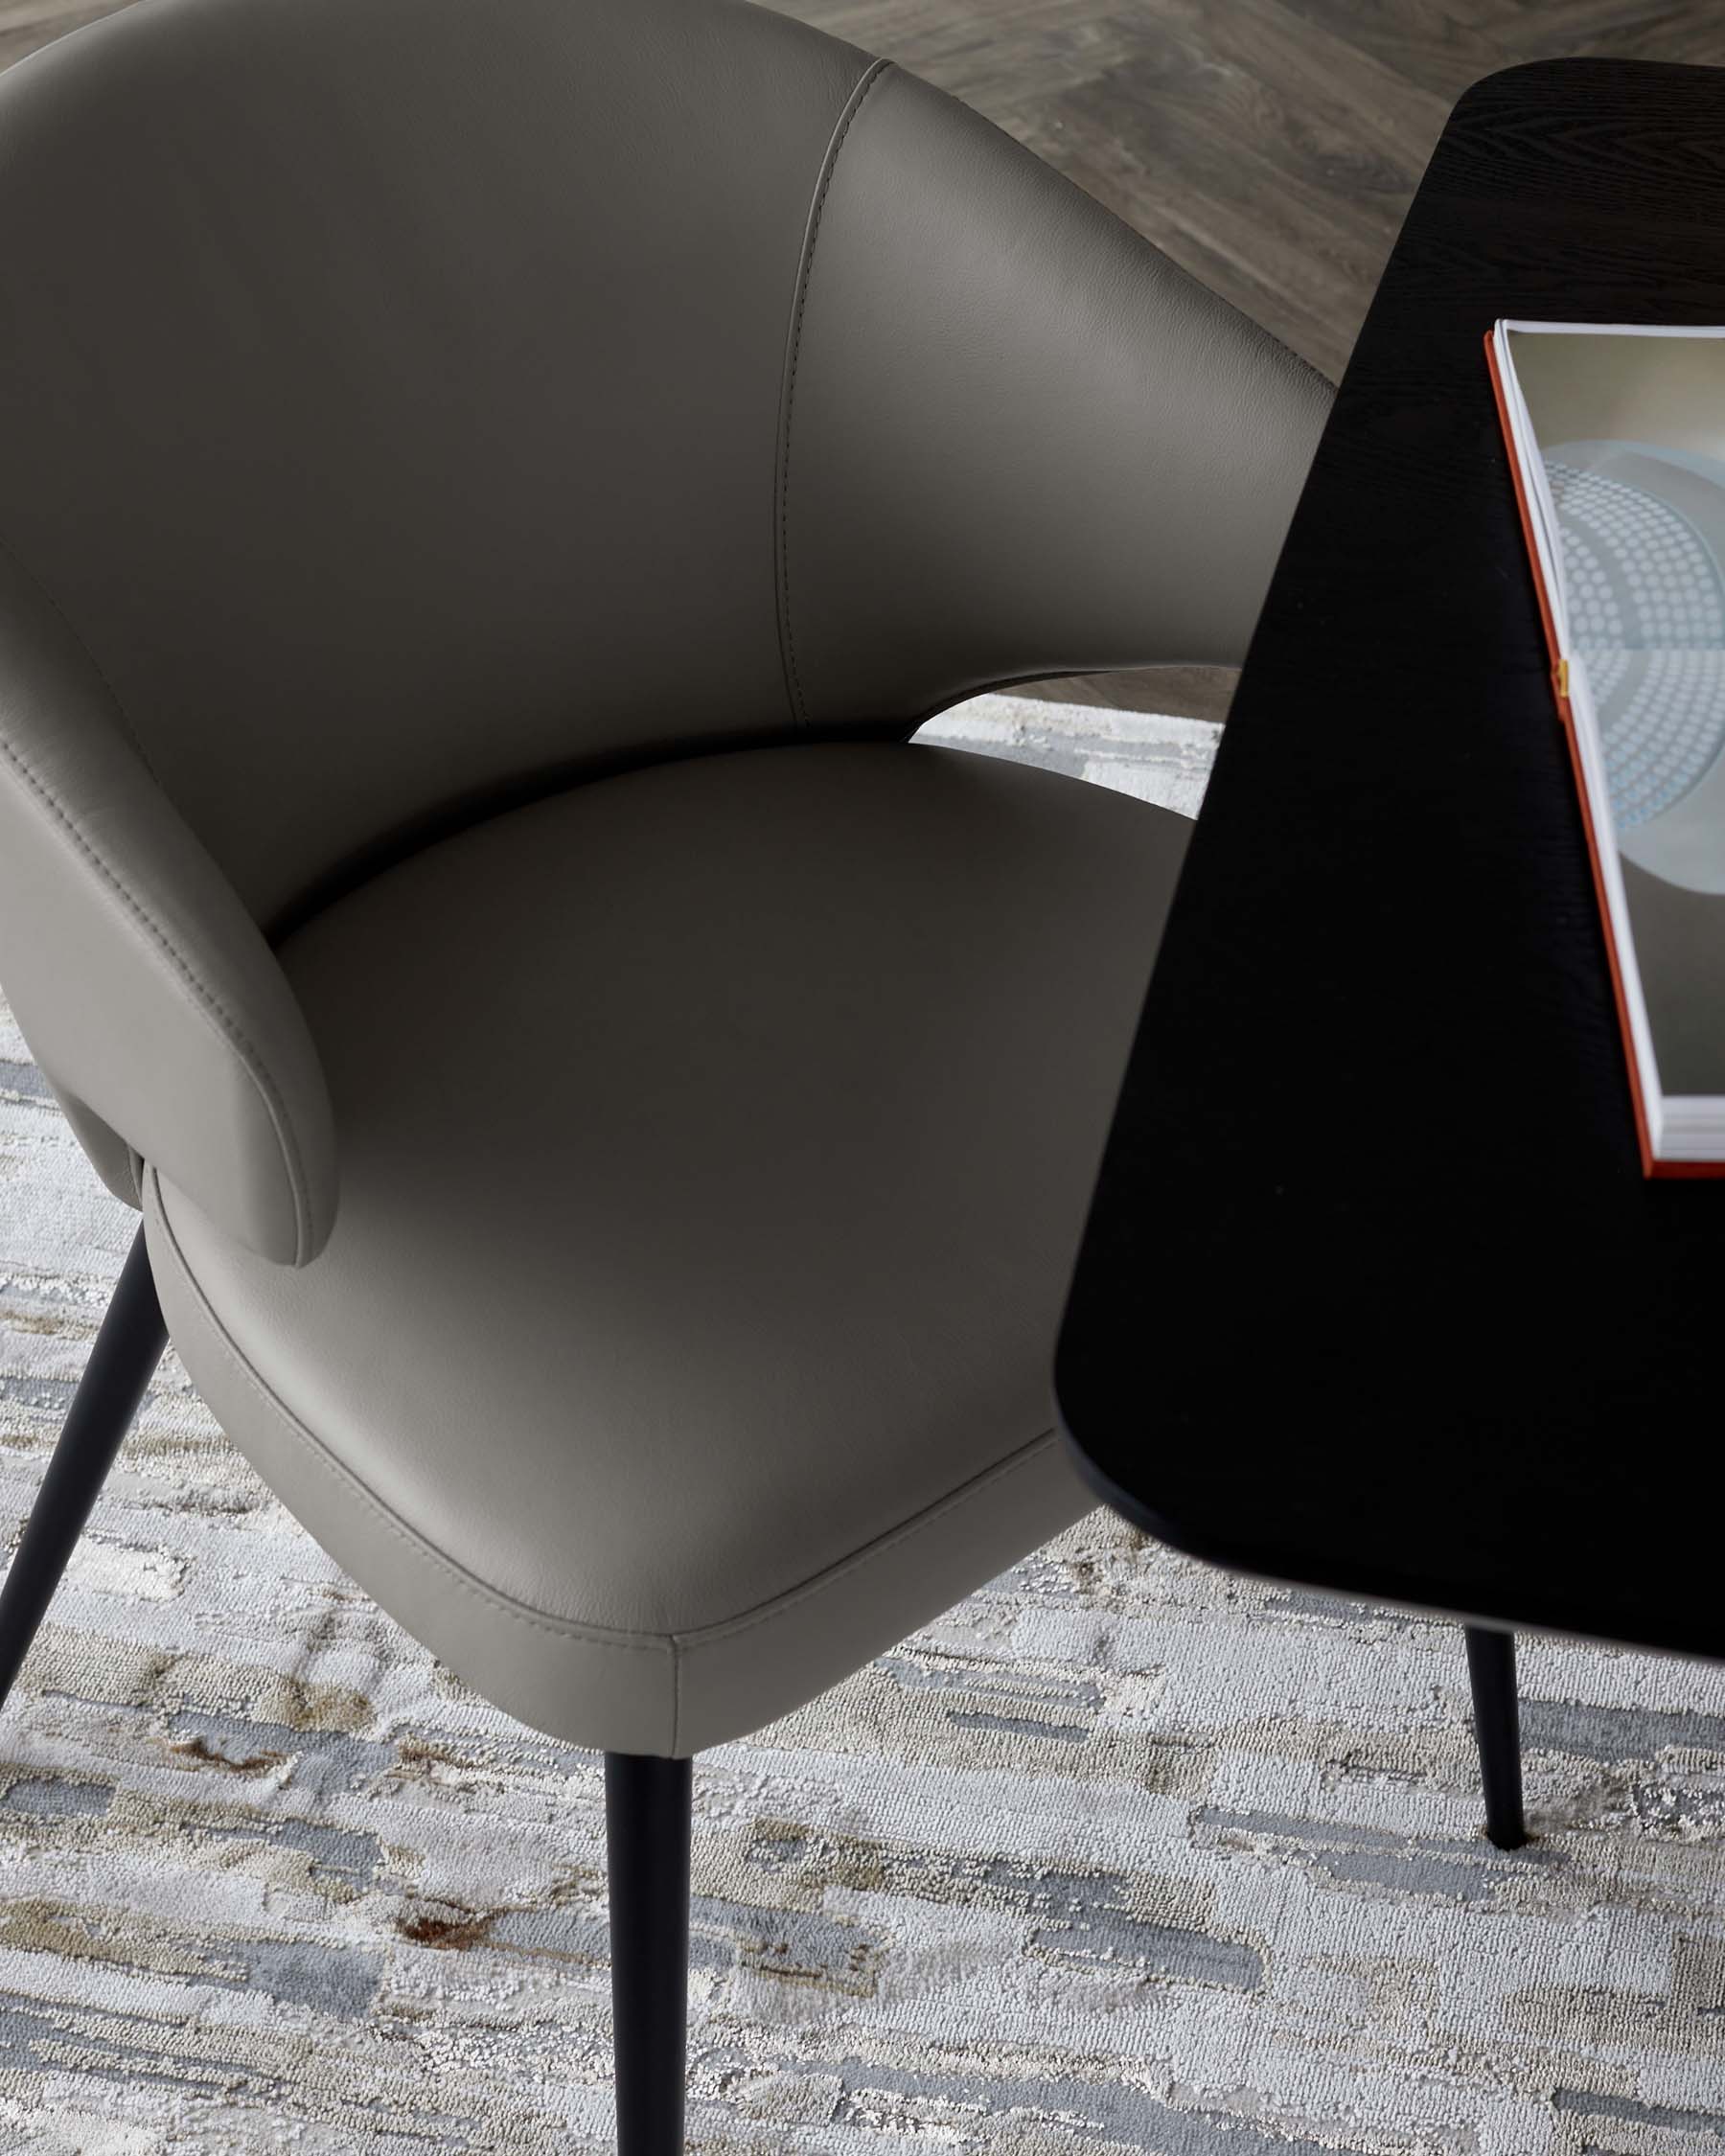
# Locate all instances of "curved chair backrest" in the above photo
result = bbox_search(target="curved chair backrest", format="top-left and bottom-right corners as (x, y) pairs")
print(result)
(0, 0), (1330, 1266)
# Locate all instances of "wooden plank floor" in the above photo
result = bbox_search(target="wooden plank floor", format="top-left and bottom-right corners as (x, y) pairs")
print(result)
(8, 0), (1723, 716)
(780, 0), (1725, 383)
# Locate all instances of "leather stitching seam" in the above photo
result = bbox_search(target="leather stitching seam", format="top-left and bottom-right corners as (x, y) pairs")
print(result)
(671, 1429), (1062, 1651)
(0, 530), (311, 1252)
(2, 738), (317, 1263)
(666, 1427), (1061, 1747)
(775, 56), (892, 728)
(150, 1172), (679, 1666)
(150, 1173), (1061, 1763)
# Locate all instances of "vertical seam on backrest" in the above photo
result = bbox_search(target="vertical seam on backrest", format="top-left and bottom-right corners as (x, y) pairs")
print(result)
(774, 57), (892, 729)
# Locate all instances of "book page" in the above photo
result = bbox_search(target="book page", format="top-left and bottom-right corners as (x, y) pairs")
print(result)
(1506, 326), (1725, 1105)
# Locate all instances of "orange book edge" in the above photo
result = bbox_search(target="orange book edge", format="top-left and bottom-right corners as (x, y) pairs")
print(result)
(1484, 328), (1725, 1179)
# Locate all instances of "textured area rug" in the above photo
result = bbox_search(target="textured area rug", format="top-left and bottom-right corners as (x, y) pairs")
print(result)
(3, 700), (1724, 2153)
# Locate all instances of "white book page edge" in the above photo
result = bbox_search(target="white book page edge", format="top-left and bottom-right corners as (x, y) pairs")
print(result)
(1494, 324), (1570, 649)
(1562, 655), (1669, 1152)
(1498, 320), (1725, 336)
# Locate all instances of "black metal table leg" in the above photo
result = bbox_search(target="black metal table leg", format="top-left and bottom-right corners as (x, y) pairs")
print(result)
(1464, 1624), (1527, 1850)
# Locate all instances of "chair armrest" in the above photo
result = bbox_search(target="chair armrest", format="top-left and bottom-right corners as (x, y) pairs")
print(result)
(0, 539), (335, 1265)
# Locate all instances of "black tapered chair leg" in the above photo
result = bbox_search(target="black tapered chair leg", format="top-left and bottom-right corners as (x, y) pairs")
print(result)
(0, 1227), (166, 1713)
(1464, 1624), (1526, 1850)
(606, 1751), (693, 2154)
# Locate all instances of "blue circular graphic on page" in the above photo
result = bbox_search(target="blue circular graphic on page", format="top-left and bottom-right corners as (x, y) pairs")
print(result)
(1545, 447), (1725, 832)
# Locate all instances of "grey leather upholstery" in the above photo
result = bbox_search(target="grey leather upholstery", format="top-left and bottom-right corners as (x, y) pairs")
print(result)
(0, 0), (1331, 1754)
(146, 744), (1187, 1754)
(780, 63), (1325, 721)
(0, 544), (336, 1264)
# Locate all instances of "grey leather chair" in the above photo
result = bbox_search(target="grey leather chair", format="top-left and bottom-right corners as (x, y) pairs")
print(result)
(0, 0), (1329, 2141)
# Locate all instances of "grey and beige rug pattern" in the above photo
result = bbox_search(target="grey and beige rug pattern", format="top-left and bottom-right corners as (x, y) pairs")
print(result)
(2, 701), (1724, 2152)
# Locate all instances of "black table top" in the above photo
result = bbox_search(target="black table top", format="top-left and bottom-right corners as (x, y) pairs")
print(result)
(1055, 57), (1725, 1663)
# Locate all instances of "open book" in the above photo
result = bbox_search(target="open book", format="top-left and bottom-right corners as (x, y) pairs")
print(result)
(1488, 321), (1725, 1174)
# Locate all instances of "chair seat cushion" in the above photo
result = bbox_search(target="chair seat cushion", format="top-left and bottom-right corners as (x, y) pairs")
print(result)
(144, 741), (1187, 1755)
